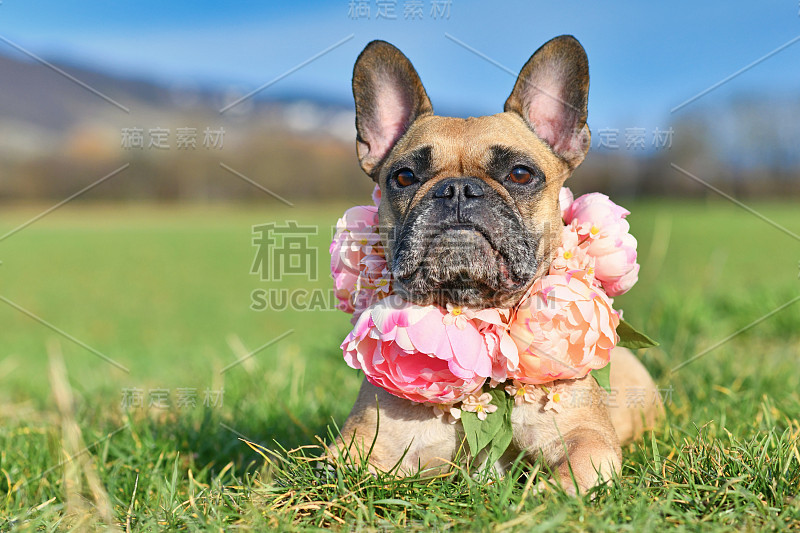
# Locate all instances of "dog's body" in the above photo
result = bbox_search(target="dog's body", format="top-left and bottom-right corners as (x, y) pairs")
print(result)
(335, 36), (662, 494)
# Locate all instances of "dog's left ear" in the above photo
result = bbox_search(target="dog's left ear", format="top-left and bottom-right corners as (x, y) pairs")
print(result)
(505, 35), (590, 168)
(353, 40), (433, 178)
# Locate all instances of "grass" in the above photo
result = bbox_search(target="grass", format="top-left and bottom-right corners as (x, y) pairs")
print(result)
(0, 198), (799, 531)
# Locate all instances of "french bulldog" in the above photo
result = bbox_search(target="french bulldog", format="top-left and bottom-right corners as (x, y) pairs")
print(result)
(335, 36), (662, 494)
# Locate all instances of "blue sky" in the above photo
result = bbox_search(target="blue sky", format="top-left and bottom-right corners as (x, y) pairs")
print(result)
(1, 0), (799, 130)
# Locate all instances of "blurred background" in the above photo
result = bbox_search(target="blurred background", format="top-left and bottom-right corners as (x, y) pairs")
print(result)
(0, 0), (799, 439)
(2, 4), (800, 527)
(1, 0), (799, 203)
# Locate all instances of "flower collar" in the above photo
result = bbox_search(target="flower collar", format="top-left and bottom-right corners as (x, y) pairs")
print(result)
(332, 186), (651, 412)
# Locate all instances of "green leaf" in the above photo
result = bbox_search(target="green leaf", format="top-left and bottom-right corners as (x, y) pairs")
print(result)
(592, 364), (612, 394)
(460, 410), (481, 456)
(616, 318), (659, 349)
(460, 388), (513, 458)
(483, 407), (514, 468)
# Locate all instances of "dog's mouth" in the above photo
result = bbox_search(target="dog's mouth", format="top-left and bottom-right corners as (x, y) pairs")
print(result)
(391, 225), (536, 308)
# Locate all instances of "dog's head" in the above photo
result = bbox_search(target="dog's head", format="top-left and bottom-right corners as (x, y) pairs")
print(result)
(352, 36), (590, 308)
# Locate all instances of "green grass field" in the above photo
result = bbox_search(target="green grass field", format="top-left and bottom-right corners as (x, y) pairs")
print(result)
(1, 199), (799, 531)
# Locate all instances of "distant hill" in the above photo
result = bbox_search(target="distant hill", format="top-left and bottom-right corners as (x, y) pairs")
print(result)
(0, 50), (356, 141)
(0, 50), (797, 201)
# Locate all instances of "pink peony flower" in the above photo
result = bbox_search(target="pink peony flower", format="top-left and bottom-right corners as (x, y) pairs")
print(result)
(602, 262), (639, 297)
(349, 254), (393, 324)
(469, 308), (520, 385)
(508, 270), (619, 385)
(342, 296), (517, 404)
(561, 192), (639, 297)
(330, 205), (386, 314)
(563, 192), (629, 229)
(559, 187), (574, 221)
(584, 227), (637, 296)
(330, 238), (360, 314)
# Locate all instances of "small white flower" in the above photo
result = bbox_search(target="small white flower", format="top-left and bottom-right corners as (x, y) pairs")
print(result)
(373, 270), (392, 293)
(442, 303), (474, 330)
(543, 387), (567, 413)
(505, 380), (537, 406)
(461, 393), (497, 421)
(348, 229), (381, 255)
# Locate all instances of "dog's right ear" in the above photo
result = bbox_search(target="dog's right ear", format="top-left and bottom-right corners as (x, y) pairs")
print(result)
(353, 40), (433, 178)
(504, 35), (590, 169)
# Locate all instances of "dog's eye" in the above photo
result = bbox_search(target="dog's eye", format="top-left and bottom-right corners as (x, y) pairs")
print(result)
(507, 166), (533, 184)
(394, 169), (417, 187)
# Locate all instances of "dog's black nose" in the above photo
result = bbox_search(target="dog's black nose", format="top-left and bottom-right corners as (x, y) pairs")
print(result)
(433, 178), (485, 200)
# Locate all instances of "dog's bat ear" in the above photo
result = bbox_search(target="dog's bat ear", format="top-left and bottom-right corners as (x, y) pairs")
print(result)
(505, 35), (591, 168)
(353, 40), (433, 178)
